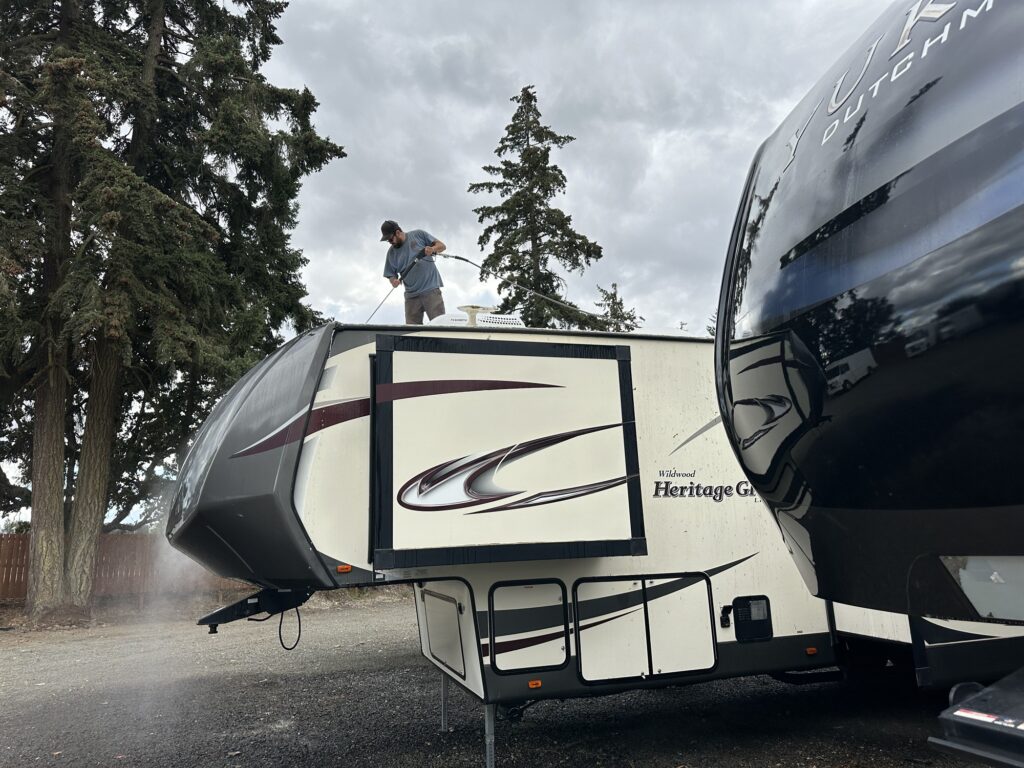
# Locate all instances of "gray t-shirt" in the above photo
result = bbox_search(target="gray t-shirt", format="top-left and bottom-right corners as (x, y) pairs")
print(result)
(383, 229), (444, 298)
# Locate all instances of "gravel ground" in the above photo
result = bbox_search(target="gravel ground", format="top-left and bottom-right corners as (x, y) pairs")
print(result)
(0, 590), (972, 768)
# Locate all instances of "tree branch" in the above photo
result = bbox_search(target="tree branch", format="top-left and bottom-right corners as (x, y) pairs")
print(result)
(0, 30), (59, 56)
(0, 462), (30, 513)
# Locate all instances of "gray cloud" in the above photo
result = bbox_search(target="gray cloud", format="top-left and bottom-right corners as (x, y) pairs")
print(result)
(267, 0), (893, 330)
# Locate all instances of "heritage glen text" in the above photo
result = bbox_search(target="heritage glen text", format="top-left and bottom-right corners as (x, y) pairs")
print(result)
(652, 480), (757, 502)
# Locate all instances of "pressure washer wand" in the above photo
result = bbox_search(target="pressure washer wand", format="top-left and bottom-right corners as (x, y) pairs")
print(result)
(364, 253), (426, 323)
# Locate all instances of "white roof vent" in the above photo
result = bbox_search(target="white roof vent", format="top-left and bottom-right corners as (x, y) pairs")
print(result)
(429, 305), (526, 328)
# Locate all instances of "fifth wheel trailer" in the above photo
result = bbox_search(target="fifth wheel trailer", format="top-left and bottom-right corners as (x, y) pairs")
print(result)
(713, 0), (1024, 764)
(167, 322), (1022, 765)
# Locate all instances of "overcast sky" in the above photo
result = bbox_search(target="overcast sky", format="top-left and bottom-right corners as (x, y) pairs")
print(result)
(262, 0), (894, 333)
(4, 1), (901, 522)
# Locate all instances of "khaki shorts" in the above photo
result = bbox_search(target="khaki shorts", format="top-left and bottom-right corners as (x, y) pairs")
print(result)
(405, 289), (446, 324)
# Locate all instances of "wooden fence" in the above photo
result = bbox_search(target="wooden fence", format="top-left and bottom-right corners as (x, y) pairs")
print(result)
(0, 534), (29, 600)
(0, 533), (245, 603)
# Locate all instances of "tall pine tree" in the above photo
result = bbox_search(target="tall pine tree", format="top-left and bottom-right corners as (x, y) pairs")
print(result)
(469, 86), (603, 329)
(0, 0), (344, 619)
(594, 283), (644, 332)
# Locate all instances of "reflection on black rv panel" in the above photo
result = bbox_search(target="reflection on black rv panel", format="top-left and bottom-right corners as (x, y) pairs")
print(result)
(715, 0), (1024, 622)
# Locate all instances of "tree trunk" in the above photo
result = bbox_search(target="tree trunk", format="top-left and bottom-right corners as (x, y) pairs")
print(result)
(60, 0), (161, 607)
(529, 225), (542, 328)
(27, 358), (69, 619)
(127, 0), (165, 170)
(65, 336), (122, 608)
(26, 0), (79, 621)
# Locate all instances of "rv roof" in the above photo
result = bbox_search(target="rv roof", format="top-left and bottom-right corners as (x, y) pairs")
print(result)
(334, 322), (714, 345)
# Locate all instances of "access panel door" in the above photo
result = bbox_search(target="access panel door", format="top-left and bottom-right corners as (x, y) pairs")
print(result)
(489, 581), (569, 673)
(574, 574), (716, 683)
(575, 579), (650, 682)
(645, 576), (716, 676)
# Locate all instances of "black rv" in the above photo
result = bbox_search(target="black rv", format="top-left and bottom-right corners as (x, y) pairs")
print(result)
(715, 1), (1024, 764)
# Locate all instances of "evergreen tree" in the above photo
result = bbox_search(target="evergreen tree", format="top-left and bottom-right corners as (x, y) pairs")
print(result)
(468, 86), (603, 329)
(0, 0), (344, 619)
(595, 283), (643, 332)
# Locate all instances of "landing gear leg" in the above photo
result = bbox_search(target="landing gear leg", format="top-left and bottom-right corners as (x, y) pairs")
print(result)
(484, 702), (496, 768)
(440, 673), (449, 732)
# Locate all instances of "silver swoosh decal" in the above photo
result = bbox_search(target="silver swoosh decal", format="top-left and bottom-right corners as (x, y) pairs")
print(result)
(397, 423), (634, 513)
(669, 415), (723, 456)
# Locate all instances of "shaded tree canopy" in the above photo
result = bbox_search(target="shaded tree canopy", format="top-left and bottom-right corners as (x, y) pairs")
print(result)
(468, 85), (607, 330)
(0, 0), (344, 616)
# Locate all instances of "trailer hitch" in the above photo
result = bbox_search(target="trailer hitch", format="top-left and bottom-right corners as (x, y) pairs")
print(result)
(198, 587), (315, 634)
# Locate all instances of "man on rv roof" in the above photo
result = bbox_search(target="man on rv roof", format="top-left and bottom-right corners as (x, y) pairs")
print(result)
(380, 220), (446, 324)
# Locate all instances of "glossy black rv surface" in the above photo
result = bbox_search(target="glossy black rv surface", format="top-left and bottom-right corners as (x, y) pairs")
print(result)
(716, 1), (1024, 616)
(166, 324), (338, 590)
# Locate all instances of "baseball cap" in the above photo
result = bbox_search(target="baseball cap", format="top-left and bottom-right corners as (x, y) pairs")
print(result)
(380, 220), (400, 241)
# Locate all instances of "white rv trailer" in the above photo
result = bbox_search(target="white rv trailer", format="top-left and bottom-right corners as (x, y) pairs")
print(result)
(168, 322), (1024, 766)
(824, 349), (876, 395)
(299, 327), (834, 701)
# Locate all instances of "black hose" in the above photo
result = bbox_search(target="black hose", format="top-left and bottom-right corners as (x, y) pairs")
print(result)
(365, 250), (605, 326)
(441, 253), (606, 324)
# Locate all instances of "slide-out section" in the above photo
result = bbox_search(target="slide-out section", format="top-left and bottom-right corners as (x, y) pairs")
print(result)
(373, 334), (645, 569)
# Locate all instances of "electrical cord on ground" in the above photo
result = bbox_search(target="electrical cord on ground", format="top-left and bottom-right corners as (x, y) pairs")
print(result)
(246, 607), (302, 650)
(497, 699), (542, 723)
(278, 607), (301, 651)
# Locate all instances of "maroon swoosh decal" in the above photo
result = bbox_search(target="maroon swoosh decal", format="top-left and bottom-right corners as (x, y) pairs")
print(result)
(306, 399), (372, 435)
(231, 379), (558, 458)
(377, 379), (559, 403)
(230, 414), (309, 459)
(479, 556), (756, 657)
(481, 608), (642, 658)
